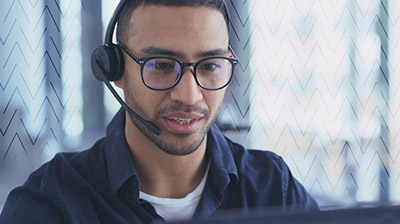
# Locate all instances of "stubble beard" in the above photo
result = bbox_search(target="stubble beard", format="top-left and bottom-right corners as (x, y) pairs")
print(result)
(124, 92), (221, 156)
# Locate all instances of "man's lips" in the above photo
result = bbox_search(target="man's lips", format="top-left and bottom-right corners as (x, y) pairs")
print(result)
(163, 112), (203, 120)
(161, 112), (205, 134)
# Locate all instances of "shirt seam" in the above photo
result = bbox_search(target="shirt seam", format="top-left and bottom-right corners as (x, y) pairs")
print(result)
(35, 172), (71, 224)
(280, 156), (289, 206)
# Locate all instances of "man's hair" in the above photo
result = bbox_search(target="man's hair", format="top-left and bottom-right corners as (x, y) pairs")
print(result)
(116, 0), (229, 43)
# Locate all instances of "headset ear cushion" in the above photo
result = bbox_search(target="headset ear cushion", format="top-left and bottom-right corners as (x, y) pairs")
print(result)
(91, 44), (125, 81)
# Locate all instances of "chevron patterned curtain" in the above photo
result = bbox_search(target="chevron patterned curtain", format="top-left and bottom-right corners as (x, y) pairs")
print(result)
(1, 0), (400, 211)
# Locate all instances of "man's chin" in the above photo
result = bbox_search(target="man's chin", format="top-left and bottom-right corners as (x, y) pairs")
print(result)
(156, 132), (207, 156)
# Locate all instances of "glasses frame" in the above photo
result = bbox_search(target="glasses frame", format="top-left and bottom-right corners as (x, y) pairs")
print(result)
(117, 43), (239, 91)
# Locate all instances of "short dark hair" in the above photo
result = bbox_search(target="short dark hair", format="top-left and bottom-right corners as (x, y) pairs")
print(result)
(116, 0), (229, 43)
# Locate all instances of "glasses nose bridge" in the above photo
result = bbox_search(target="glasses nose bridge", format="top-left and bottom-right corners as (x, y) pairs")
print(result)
(180, 62), (196, 73)
(179, 61), (198, 81)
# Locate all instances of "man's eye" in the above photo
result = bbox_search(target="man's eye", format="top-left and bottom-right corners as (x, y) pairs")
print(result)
(199, 63), (218, 71)
(155, 62), (174, 70)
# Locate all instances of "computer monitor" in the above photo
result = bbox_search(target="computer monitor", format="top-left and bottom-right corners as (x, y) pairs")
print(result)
(173, 205), (400, 224)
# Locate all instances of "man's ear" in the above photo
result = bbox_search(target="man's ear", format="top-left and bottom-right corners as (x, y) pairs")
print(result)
(228, 45), (236, 58)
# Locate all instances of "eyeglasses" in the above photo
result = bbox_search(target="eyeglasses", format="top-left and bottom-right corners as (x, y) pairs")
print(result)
(118, 43), (239, 91)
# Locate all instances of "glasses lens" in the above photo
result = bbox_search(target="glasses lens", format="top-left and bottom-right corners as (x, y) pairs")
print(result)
(196, 58), (232, 89)
(143, 58), (181, 89)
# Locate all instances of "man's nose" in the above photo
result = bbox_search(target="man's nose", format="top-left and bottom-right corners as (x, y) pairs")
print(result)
(169, 68), (203, 105)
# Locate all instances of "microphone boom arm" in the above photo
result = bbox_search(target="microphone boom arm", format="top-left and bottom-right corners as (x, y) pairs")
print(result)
(96, 61), (162, 136)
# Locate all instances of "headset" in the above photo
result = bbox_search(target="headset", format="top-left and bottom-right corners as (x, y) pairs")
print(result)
(91, 0), (231, 136)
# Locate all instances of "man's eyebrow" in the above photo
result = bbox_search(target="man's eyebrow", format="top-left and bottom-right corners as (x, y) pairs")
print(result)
(140, 47), (228, 58)
(141, 47), (184, 58)
(195, 49), (228, 58)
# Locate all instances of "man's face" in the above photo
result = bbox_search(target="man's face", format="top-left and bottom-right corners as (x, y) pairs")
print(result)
(116, 5), (230, 156)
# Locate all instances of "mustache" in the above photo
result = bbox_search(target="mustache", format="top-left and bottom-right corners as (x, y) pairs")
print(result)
(156, 101), (210, 117)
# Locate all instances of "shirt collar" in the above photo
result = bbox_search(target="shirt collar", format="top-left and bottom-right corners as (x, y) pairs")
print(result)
(105, 108), (238, 196)
(206, 125), (239, 187)
(105, 108), (139, 195)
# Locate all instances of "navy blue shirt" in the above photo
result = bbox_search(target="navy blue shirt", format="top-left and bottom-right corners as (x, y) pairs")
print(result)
(0, 109), (318, 224)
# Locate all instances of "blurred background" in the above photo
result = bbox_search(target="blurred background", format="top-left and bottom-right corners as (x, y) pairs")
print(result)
(1, 0), (400, 211)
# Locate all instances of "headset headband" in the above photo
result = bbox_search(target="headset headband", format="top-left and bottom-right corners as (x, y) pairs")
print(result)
(105, 0), (128, 45)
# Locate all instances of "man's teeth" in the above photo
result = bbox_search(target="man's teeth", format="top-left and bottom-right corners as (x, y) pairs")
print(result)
(171, 118), (192, 125)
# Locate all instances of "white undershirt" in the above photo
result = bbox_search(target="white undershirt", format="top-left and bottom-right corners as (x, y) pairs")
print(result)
(139, 163), (210, 222)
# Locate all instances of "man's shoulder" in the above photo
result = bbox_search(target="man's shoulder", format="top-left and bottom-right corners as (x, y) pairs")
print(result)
(222, 137), (319, 209)
(1, 138), (110, 222)
(13, 137), (108, 202)
(32, 138), (107, 180)
(228, 140), (290, 188)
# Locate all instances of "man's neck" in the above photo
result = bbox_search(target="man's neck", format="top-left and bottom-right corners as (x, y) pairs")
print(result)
(125, 118), (209, 198)
(136, 150), (208, 198)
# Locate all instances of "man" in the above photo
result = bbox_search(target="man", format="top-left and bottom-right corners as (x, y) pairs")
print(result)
(0, 0), (318, 223)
